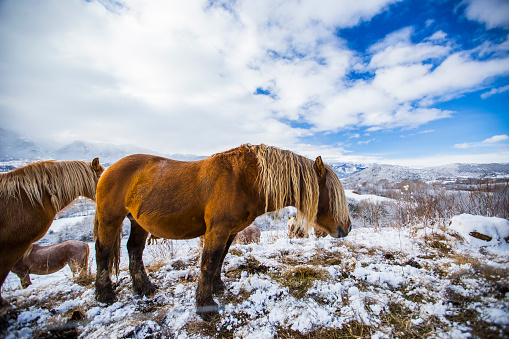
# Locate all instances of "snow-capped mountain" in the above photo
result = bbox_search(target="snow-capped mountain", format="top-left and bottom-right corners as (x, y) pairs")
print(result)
(329, 162), (373, 179)
(0, 128), (47, 161)
(0, 129), (205, 167)
(343, 163), (509, 186)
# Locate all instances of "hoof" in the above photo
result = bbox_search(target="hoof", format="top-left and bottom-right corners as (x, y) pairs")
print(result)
(196, 304), (220, 322)
(95, 289), (116, 305)
(134, 282), (157, 297)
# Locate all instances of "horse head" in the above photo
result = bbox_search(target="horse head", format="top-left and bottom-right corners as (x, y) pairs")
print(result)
(91, 157), (105, 186)
(313, 156), (351, 238)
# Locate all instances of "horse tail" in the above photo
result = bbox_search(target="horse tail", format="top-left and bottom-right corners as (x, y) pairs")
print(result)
(93, 212), (99, 242)
(83, 242), (90, 270)
(93, 211), (123, 276)
(110, 225), (122, 276)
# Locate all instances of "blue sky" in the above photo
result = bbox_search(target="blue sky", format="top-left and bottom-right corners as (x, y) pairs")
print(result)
(0, 0), (508, 166)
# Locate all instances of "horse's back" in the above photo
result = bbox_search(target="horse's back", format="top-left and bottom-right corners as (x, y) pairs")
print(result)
(96, 154), (171, 213)
(96, 150), (264, 239)
(97, 154), (207, 238)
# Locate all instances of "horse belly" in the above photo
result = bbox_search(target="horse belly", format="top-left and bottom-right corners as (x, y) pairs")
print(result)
(29, 262), (63, 275)
(136, 213), (206, 240)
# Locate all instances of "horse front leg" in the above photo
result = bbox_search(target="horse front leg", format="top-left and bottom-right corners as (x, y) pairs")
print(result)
(0, 244), (31, 307)
(196, 229), (231, 321)
(127, 216), (156, 297)
(212, 234), (236, 295)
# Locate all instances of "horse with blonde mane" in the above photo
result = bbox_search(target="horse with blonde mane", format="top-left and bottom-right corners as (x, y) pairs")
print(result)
(93, 144), (350, 320)
(0, 158), (104, 307)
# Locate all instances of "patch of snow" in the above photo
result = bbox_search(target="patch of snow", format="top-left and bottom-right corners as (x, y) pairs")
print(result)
(345, 190), (394, 203)
(449, 214), (509, 250)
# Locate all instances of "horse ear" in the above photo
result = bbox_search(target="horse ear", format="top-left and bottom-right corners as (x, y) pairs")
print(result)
(314, 156), (326, 177)
(92, 158), (101, 170)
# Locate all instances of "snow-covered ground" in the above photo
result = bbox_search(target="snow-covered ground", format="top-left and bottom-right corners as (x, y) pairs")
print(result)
(345, 190), (395, 203)
(1, 214), (508, 338)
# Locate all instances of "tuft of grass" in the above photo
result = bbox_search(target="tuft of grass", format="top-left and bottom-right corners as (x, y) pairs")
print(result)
(306, 249), (343, 266)
(219, 288), (253, 306)
(225, 257), (269, 279)
(185, 318), (234, 338)
(72, 268), (95, 287)
(276, 321), (373, 338)
(445, 308), (509, 339)
(273, 266), (330, 299)
(379, 300), (446, 338)
(33, 326), (80, 339)
(228, 248), (243, 257)
(146, 240), (175, 272)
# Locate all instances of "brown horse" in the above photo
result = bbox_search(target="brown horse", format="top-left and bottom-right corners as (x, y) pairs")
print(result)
(0, 158), (103, 307)
(93, 144), (351, 320)
(233, 225), (261, 245)
(11, 240), (90, 288)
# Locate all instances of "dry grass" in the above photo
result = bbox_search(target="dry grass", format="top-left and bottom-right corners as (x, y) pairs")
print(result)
(272, 266), (331, 299)
(146, 240), (175, 272)
(378, 301), (444, 338)
(225, 256), (270, 279)
(276, 321), (373, 338)
(184, 314), (255, 339)
(71, 260), (95, 287)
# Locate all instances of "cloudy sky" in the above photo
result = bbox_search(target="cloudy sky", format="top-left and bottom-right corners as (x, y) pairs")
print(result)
(1, 0), (508, 166)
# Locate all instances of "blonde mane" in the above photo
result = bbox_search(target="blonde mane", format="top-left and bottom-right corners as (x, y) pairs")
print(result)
(247, 144), (349, 232)
(0, 160), (101, 211)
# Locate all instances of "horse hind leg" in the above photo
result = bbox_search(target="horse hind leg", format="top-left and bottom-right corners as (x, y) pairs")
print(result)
(0, 244), (33, 306)
(94, 212), (124, 304)
(127, 215), (156, 297)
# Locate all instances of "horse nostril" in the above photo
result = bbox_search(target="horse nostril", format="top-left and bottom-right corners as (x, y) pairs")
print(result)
(337, 226), (346, 238)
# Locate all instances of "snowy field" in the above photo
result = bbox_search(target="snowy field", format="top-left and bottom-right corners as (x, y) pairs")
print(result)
(1, 213), (508, 338)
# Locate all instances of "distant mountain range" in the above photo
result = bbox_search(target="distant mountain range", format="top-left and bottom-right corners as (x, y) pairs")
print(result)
(0, 129), (372, 176)
(330, 163), (372, 179)
(2, 129), (508, 181)
(0, 128), (205, 167)
(343, 163), (509, 186)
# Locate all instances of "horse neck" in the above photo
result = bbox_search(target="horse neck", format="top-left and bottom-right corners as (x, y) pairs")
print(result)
(56, 189), (95, 213)
(46, 178), (96, 213)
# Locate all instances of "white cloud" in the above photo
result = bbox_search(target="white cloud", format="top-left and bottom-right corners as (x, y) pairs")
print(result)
(368, 28), (451, 69)
(0, 0), (405, 155)
(484, 135), (509, 144)
(481, 85), (509, 99)
(462, 0), (509, 29)
(427, 30), (447, 41)
(455, 135), (509, 149)
(0, 0), (507, 161)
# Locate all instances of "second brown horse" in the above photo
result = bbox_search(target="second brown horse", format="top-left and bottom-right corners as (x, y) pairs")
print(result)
(93, 144), (351, 320)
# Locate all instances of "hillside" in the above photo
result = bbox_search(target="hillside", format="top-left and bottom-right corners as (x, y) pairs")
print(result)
(2, 214), (508, 338)
(343, 163), (509, 186)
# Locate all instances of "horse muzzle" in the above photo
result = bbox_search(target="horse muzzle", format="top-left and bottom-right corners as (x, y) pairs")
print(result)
(334, 224), (351, 238)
